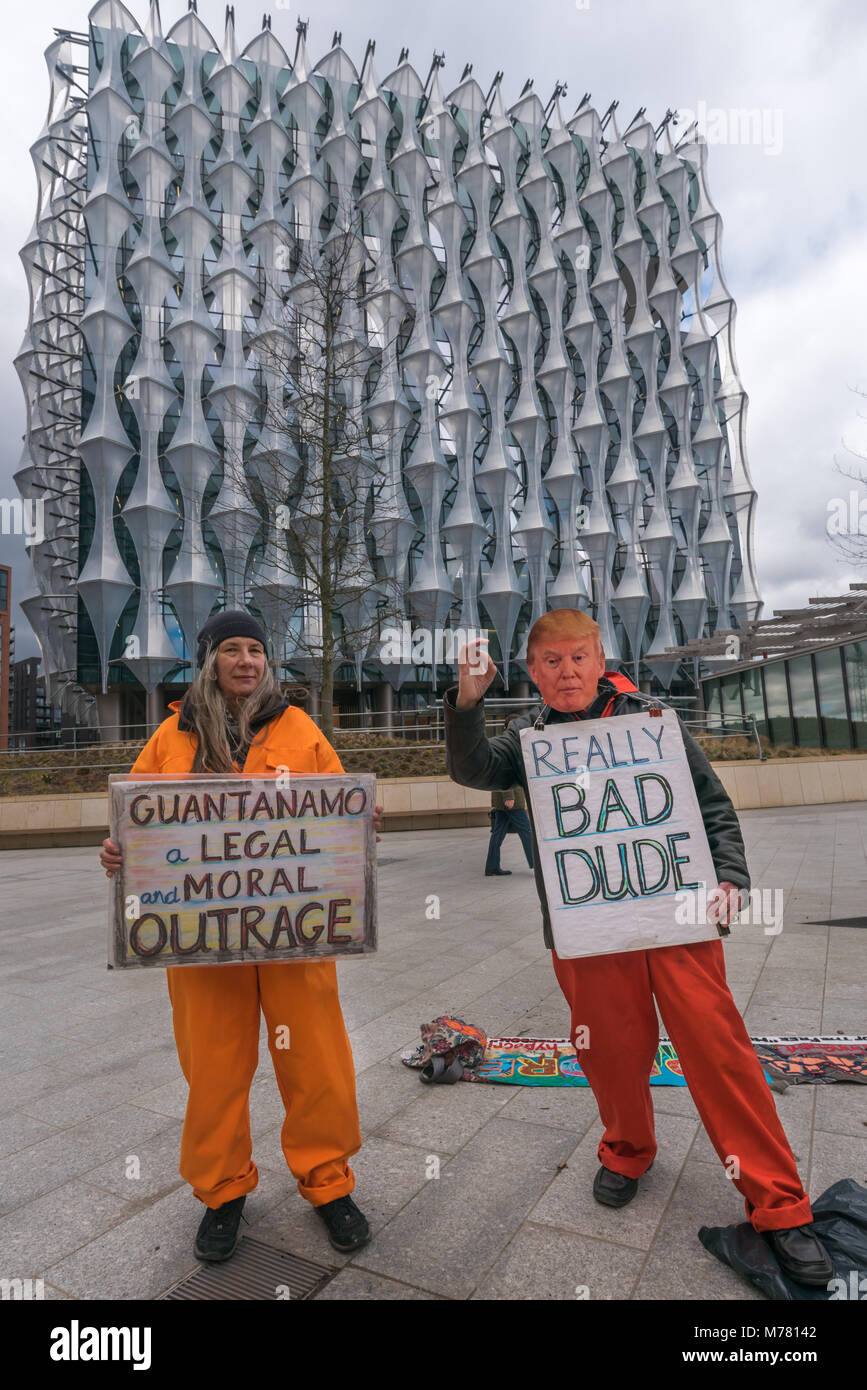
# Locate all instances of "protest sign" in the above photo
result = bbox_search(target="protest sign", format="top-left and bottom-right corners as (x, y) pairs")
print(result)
(519, 709), (720, 959)
(108, 772), (377, 969)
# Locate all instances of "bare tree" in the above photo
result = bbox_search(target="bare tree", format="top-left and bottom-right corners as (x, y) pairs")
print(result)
(221, 209), (410, 742)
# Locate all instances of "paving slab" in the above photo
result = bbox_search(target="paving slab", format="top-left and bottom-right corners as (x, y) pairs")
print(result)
(350, 1056), (418, 1128)
(375, 1074), (515, 1151)
(0, 1105), (178, 1214)
(632, 1160), (765, 1302)
(496, 1083), (601, 1135)
(813, 1084), (867, 1139)
(352, 1117), (576, 1298)
(0, 1178), (132, 1274)
(77, 1123), (185, 1204)
(528, 1110), (700, 1249)
(471, 1221), (646, 1300)
(42, 1167), (289, 1299)
(0, 1110), (63, 1159)
(316, 1268), (442, 1300)
(0, 803), (864, 1301)
(808, 1129), (867, 1200)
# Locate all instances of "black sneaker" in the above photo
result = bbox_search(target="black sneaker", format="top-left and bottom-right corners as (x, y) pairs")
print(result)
(315, 1195), (371, 1252)
(485, 869), (512, 876)
(194, 1194), (247, 1262)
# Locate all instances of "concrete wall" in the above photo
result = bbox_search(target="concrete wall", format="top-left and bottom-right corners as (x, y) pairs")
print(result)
(2, 758), (867, 848)
(711, 756), (867, 810)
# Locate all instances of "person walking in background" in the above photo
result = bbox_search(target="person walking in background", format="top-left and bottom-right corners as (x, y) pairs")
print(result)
(485, 784), (535, 876)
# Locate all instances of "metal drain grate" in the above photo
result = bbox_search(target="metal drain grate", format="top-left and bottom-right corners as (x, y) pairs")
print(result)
(160, 1238), (337, 1300)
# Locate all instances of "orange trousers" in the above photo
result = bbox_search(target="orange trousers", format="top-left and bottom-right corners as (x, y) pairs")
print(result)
(166, 961), (361, 1210)
(552, 939), (813, 1233)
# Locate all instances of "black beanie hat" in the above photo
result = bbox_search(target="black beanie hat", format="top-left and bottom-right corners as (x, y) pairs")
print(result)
(196, 610), (269, 669)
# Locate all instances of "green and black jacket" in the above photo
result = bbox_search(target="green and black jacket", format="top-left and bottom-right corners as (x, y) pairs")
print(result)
(443, 679), (750, 950)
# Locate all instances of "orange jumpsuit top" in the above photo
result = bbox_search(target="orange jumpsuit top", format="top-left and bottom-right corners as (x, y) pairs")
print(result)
(130, 700), (345, 778)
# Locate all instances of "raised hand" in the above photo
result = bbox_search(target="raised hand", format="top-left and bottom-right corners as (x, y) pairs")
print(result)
(456, 638), (498, 710)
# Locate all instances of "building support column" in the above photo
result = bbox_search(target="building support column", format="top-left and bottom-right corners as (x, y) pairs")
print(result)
(375, 680), (394, 732)
(146, 685), (165, 734)
(95, 692), (122, 744)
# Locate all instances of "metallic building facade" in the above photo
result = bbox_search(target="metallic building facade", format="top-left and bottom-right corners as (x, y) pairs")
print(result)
(17, 0), (761, 725)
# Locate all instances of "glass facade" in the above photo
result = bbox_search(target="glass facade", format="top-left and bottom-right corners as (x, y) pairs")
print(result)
(702, 639), (867, 749)
(763, 663), (794, 745)
(741, 665), (768, 738)
(703, 678), (721, 724)
(814, 648), (849, 749)
(720, 672), (743, 728)
(788, 654), (819, 746)
(844, 642), (867, 748)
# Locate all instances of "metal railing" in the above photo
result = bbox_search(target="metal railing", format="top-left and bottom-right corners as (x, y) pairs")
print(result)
(1, 703), (765, 765)
(682, 714), (765, 760)
(2, 711), (445, 752)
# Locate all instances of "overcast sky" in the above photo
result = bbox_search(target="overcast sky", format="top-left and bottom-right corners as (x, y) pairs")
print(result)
(2, 0), (865, 661)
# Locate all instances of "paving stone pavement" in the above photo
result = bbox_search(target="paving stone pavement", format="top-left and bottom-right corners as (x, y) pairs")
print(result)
(0, 803), (865, 1301)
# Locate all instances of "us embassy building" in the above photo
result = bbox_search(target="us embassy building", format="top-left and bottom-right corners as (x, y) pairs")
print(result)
(17, 0), (761, 737)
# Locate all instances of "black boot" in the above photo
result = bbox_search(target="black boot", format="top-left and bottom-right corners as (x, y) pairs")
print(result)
(485, 868), (512, 876)
(194, 1194), (247, 1262)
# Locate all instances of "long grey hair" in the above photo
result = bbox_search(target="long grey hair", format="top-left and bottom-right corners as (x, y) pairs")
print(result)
(184, 644), (295, 774)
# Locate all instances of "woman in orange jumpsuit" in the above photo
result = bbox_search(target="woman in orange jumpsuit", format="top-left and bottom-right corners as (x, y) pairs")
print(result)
(100, 610), (379, 1262)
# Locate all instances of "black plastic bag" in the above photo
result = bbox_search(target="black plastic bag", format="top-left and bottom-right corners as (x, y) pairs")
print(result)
(699, 1178), (867, 1301)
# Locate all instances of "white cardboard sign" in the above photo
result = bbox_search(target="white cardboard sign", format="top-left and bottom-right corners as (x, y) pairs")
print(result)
(519, 710), (721, 959)
(108, 772), (377, 969)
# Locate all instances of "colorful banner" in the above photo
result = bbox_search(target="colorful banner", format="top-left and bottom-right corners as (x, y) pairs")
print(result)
(479, 1036), (690, 1086)
(108, 772), (377, 969)
(751, 1036), (867, 1086)
(477, 1035), (867, 1088)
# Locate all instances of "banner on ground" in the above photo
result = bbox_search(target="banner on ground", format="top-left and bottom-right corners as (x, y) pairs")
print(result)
(519, 709), (720, 959)
(479, 1036), (690, 1086)
(751, 1035), (867, 1086)
(108, 772), (377, 969)
(477, 1035), (867, 1089)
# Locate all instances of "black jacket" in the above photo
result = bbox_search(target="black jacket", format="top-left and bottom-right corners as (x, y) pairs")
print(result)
(443, 679), (750, 950)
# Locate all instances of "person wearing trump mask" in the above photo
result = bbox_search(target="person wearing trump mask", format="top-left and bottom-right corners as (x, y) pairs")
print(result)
(442, 607), (832, 1287)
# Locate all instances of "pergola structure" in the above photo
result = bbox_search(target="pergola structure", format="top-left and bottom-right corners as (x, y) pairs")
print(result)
(651, 582), (867, 668)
